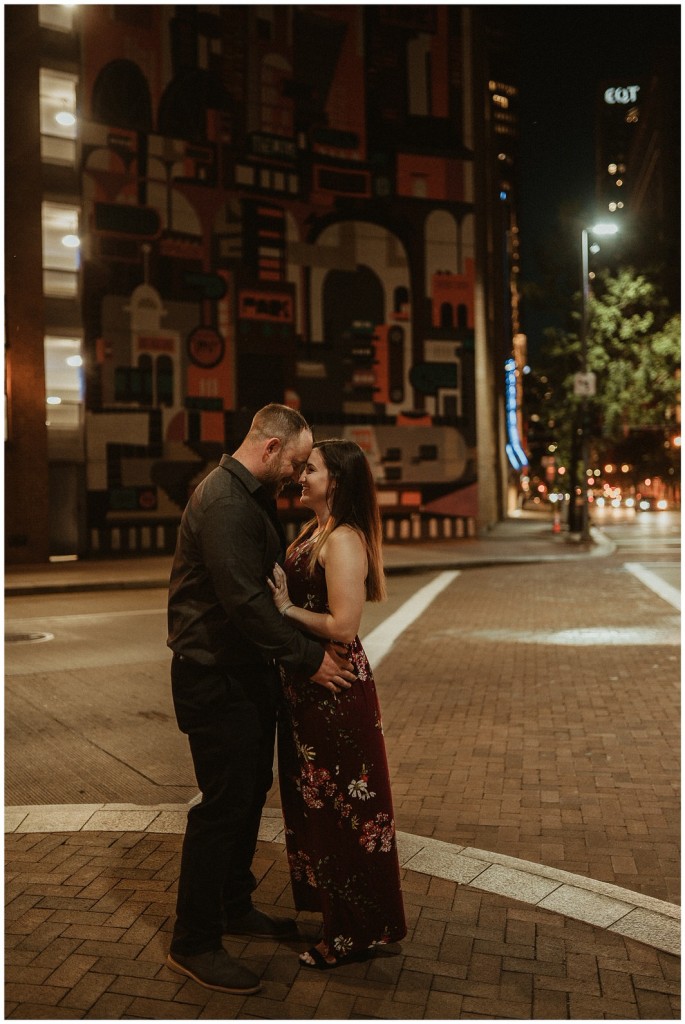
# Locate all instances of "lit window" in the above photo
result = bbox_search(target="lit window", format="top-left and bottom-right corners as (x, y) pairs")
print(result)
(42, 202), (80, 297)
(608, 163), (617, 174)
(625, 107), (639, 124)
(44, 335), (83, 429)
(39, 4), (75, 31)
(40, 69), (78, 165)
(492, 94), (509, 109)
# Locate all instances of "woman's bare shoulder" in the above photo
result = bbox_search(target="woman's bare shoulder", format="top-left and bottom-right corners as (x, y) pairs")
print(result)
(319, 524), (365, 564)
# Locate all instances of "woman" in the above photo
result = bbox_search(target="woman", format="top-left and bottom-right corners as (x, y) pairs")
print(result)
(268, 439), (406, 970)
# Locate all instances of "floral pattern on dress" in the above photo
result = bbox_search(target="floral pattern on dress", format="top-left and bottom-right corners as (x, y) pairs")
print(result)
(277, 538), (406, 956)
(359, 812), (396, 853)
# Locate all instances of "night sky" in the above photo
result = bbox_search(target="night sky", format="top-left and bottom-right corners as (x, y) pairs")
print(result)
(515, 4), (680, 358)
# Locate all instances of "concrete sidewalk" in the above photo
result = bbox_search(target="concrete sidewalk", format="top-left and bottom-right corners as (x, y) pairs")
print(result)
(4, 514), (614, 596)
(6, 515), (680, 1019)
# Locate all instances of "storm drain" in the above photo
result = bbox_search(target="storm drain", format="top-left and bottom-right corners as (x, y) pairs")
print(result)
(5, 632), (55, 644)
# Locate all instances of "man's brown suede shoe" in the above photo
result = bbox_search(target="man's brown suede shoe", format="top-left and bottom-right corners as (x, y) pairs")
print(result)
(167, 949), (261, 994)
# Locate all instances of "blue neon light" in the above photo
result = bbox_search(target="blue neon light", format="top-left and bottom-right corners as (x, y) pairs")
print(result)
(504, 358), (528, 470)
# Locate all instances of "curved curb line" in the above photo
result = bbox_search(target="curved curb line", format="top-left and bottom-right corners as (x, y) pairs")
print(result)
(6, 803), (679, 956)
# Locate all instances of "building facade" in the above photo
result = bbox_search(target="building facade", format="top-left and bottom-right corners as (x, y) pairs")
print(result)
(5, 4), (523, 563)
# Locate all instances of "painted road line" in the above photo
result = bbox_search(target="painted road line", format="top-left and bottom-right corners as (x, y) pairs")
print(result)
(625, 561), (681, 611)
(362, 570), (460, 668)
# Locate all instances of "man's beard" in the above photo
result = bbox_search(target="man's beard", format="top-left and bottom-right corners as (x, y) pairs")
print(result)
(261, 462), (288, 498)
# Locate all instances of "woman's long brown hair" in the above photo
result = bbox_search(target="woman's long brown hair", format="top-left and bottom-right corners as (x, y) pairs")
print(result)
(288, 439), (387, 602)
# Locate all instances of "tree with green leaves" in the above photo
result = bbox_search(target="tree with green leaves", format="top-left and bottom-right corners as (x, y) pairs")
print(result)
(536, 267), (680, 471)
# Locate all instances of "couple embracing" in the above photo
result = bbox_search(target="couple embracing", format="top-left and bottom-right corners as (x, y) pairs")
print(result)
(166, 404), (406, 994)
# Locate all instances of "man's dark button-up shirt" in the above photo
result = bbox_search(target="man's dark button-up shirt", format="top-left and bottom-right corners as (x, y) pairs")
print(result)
(167, 455), (324, 676)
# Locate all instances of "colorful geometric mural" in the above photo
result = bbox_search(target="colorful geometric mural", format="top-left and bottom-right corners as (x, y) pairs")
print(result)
(76, 5), (479, 551)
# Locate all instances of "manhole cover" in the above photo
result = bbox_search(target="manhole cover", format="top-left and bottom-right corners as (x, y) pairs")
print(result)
(5, 632), (55, 644)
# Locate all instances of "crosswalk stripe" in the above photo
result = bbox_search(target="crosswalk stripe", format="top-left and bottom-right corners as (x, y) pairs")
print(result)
(624, 562), (681, 610)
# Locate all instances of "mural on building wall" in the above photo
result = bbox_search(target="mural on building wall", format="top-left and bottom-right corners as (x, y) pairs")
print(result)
(79, 5), (478, 552)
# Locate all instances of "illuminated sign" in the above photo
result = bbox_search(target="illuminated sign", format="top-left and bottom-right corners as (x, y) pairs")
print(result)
(604, 86), (640, 105)
(504, 358), (528, 471)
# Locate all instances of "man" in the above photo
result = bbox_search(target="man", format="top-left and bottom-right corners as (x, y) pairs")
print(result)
(166, 404), (355, 994)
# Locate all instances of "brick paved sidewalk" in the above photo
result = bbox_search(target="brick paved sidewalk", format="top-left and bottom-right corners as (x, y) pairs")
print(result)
(5, 832), (680, 1020)
(318, 559), (678, 905)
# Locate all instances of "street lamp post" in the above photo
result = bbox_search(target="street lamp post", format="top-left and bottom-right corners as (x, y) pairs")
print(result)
(572, 221), (618, 541)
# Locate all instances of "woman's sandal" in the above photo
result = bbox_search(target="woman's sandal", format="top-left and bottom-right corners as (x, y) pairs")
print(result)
(299, 946), (373, 971)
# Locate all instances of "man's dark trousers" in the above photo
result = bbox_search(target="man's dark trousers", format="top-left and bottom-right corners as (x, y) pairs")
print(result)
(170, 655), (279, 955)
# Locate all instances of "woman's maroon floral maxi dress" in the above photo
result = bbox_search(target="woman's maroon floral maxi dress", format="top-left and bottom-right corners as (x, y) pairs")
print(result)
(277, 538), (407, 959)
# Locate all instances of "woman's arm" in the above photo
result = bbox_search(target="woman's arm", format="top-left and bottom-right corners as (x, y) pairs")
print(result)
(270, 527), (367, 643)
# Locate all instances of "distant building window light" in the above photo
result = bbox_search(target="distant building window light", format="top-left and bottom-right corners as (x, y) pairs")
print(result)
(43, 203), (79, 264)
(625, 107), (639, 124)
(39, 4), (75, 31)
(44, 334), (83, 429)
(41, 135), (77, 164)
(608, 163), (617, 174)
(488, 80), (517, 97)
(42, 201), (80, 296)
(40, 69), (77, 137)
(492, 94), (509, 109)
(40, 68), (77, 166)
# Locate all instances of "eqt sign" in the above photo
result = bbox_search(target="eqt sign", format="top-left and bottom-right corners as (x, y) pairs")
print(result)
(604, 85), (640, 104)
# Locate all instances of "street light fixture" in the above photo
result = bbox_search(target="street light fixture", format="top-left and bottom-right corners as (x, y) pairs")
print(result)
(570, 221), (619, 540)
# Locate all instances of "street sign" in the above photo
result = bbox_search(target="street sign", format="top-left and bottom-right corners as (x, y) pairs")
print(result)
(574, 371), (597, 397)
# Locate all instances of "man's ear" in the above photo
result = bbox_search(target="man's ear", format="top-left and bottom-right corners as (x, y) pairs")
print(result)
(263, 437), (281, 460)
